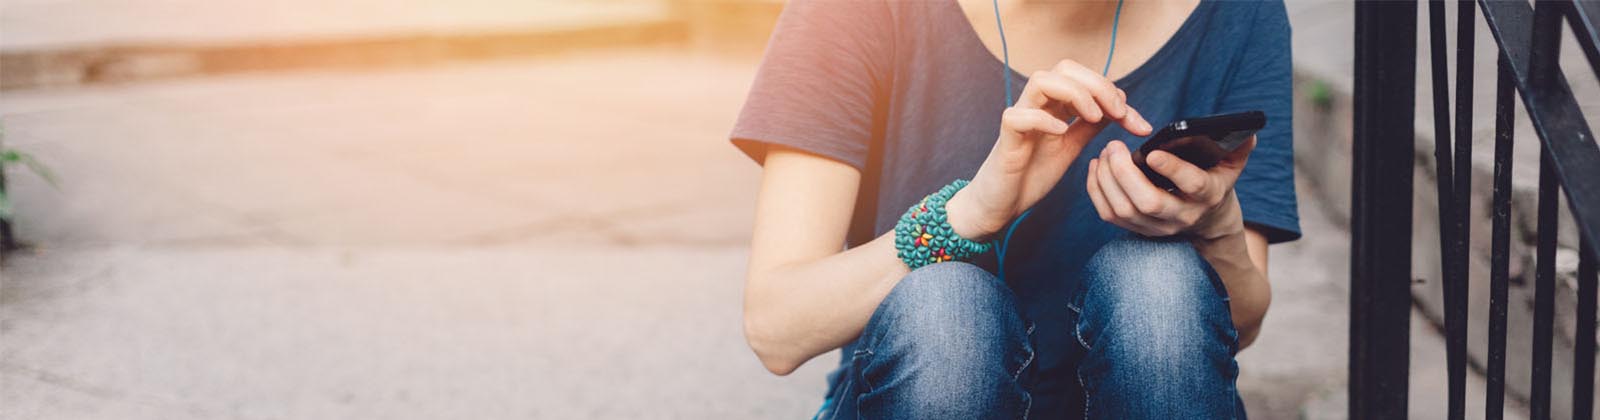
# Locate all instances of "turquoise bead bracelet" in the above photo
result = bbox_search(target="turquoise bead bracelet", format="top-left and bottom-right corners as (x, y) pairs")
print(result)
(893, 179), (995, 270)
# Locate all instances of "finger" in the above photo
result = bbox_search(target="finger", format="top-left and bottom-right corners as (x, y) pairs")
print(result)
(1218, 135), (1257, 170)
(1053, 62), (1155, 135)
(1096, 146), (1159, 225)
(1086, 159), (1114, 222)
(1096, 147), (1182, 237)
(1105, 141), (1179, 219)
(1000, 107), (1071, 136)
(1147, 150), (1212, 199)
(1120, 105), (1153, 136)
(1020, 71), (1103, 123)
(1054, 61), (1127, 120)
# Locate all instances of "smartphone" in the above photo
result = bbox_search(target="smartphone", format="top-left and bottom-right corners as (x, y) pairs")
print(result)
(1130, 110), (1266, 190)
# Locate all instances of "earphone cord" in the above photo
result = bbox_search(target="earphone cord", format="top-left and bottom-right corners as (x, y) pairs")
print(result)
(993, 0), (1123, 283)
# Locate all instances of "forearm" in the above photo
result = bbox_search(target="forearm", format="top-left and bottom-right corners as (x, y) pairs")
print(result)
(1191, 230), (1271, 348)
(744, 231), (908, 375)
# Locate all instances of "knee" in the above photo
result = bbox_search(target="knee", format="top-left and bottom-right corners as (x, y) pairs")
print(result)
(859, 263), (1031, 415)
(1078, 237), (1233, 358)
(876, 263), (1020, 350)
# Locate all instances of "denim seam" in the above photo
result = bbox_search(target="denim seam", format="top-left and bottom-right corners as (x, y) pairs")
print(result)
(1077, 369), (1091, 420)
(826, 358), (860, 420)
(1073, 315), (1092, 351)
(852, 348), (875, 393)
(1011, 324), (1036, 380)
(1016, 322), (1036, 420)
(1021, 392), (1033, 420)
(1072, 306), (1093, 420)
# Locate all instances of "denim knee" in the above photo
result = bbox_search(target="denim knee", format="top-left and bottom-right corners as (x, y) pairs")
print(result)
(866, 262), (1026, 382)
(849, 262), (1032, 419)
(1075, 237), (1234, 354)
(1072, 237), (1241, 418)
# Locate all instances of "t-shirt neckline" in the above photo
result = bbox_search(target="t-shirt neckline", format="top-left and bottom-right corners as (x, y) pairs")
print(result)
(952, 0), (1214, 88)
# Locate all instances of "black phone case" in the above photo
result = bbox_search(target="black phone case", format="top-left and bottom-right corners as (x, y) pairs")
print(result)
(1131, 111), (1266, 190)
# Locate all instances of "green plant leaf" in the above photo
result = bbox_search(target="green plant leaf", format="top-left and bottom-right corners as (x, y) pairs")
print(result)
(1308, 80), (1334, 108)
(0, 148), (60, 189)
(17, 154), (59, 188)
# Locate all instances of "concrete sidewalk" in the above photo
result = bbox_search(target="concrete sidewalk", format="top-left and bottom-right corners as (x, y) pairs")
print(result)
(2, 246), (838, 419)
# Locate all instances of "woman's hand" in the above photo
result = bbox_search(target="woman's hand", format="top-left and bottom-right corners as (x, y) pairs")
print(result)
(1085, 136), (1257, 239)
(947, 60), (1153, 241)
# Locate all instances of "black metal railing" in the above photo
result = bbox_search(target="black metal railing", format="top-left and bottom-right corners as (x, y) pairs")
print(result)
(1352, 0), (1600, 419)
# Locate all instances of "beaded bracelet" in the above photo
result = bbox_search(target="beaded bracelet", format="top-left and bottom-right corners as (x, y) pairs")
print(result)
(893, 179), (995, 270)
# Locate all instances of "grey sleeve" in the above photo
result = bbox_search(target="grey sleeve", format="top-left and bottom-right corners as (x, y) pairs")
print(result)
(728, 0), (892, 170)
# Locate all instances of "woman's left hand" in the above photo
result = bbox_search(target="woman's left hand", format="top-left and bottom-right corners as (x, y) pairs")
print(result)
(1085, 136), (1256, 240)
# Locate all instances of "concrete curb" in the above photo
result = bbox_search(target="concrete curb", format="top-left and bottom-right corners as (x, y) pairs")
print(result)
(1, 17), (688, 91)
(0, 0), (791, 92)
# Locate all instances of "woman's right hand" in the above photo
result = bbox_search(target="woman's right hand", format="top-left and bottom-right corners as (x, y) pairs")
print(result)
(947, 59), (1154, 241)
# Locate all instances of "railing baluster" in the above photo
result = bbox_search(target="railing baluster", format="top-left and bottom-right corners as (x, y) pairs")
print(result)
(1430, 1), (1470, 415)
(1351, 2), (1418, 417)
(1450, 2), (1475, 418)
(1578, 236), (1597, 420)
(1487, 53), (1515, 420)
(1531, 3), (1564, 419)
(1428, 3), (1455, 272)
(1534, 147), (1559, 420)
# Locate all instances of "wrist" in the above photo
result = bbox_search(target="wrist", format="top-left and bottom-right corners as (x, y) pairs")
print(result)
(895, 180), (995, 269)
(1189, 223), (1254, 279)
(1191, 224), (1247, 253)
(946, 189), (1003, 242)
(1189, 190), (1245, 241)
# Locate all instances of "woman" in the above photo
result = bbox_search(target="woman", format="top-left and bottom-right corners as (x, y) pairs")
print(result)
(730, 0), (1298, 418)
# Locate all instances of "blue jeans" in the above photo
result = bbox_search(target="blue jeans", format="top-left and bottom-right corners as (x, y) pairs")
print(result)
(817, 237), (1244, 419)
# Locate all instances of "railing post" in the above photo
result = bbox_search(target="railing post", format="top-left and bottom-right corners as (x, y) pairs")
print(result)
(1351, 1), (1418, 418)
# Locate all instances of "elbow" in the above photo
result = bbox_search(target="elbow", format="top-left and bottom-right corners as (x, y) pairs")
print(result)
(757, 352), (802, 377)
(743, 311), (802, 376)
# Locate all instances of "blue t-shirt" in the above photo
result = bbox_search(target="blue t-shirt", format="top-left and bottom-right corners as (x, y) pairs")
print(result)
(730, 0), (1298, 414)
